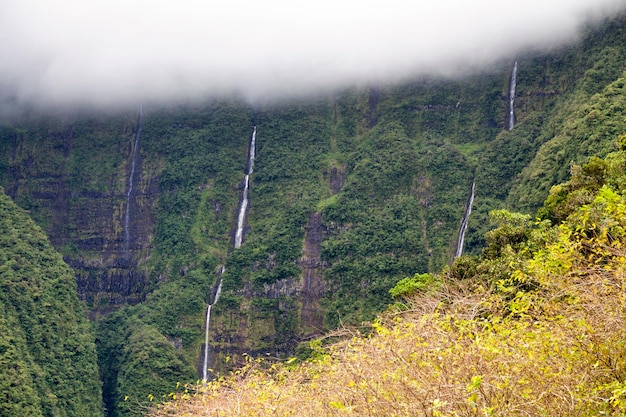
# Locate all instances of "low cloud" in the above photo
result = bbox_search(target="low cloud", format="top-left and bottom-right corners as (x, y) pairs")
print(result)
(1, 0), (625, 108)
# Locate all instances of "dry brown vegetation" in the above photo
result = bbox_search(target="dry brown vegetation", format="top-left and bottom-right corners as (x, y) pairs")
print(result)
(149, 173), (626, 416)
(150, 261), (626, 415)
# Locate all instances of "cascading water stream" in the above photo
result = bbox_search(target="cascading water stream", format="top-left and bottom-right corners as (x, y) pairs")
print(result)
(203, 127), (256, 380)
(234, 176), (249, 249)
(508, 61), (518, 131)
(234, 126), (256, 249)
(202, 304), (213, 382)
(455, 181), (475, 258)
(247, 126), (256, 173)
(213, 274), (223, 304)
(202, 267), (224, 382)
(124, 105), (143, 253)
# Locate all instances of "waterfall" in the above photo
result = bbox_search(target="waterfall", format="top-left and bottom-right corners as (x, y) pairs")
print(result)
(247, 126), (256, 174)
(124, 105), (143, 253)
(202, 266), (224, 382)
(234, 175), (249, 249)
(508, 61), (518, 131)
(455, 181), (475, 258)
(234, 127), (256, 249)
(202, 126), (256, 380)
(202, 304), (212, 382)
(213, 278), (223, 305)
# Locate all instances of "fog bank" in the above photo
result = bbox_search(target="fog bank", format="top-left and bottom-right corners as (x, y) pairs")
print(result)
(1, 0), (625, 107)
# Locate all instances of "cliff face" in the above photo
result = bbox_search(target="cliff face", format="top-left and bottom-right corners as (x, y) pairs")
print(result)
(1, 113), (157, 314)
(299, 212), (325, 335)
(2, 15), (626, 416)
(0, 43), (599, 323)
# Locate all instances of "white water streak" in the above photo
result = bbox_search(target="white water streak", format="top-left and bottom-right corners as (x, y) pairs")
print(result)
(234, 127), (256, 249)
(508, 61), (518, 131)
(202, 304), (212, 382)
(202, 266), (225, 382)
(203, 128), (256, 381)
(234, 175), (249, 249)
(213, 273), (223, 305)
(248, 126), (256, 174)
(455, 181), (475, 258)
(124, 105), (143, 252)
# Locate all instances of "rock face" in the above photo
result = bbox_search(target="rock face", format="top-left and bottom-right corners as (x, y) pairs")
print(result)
(0, 113), (158, 313)
(68, 135), (157, 313)
(329, 166), (345, 196)
(298, 212), (325, 335)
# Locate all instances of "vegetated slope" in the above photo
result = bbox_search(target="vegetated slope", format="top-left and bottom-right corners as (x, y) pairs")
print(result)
(476, 12), (626, 242)
(1, 13), (626, 417)
(502, 14), (626, 213)
(150, 137), (626, 417)
(509, 70), (626, 212)
(0, 187), (103, 417)
(96, 101), (253, 417)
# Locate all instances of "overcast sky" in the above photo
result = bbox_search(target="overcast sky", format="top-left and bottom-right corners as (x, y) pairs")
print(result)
(1, 0), (625, 108)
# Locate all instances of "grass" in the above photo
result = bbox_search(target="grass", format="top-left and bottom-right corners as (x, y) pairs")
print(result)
(451, 142), (484, 167)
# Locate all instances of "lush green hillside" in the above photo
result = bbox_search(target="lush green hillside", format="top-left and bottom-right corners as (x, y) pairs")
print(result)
(151, 136), (626, 417)
(509, 70), (626, 211)
(0, 187), (103, 416)
(0, 12), (626, 417)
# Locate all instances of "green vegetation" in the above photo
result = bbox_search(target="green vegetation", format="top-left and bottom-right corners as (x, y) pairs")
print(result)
(1, 13), (626, 417)
(388, 272), (440, 299)
(96, 310), (197, 417)
(509, 72), (626, 212)
(144, 100), (253, 271)
(0, 187), (103, 416)
(151, 136), (626, 417)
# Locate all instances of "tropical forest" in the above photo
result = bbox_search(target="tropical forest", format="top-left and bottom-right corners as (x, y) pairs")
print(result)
(1, 9), (626, 417)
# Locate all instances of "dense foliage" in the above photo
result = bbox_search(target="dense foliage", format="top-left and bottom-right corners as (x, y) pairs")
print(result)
(0, 187), (103, 416)
(0, 13), (626, 417)
(151, 138), (626, 417)
(96, 309), (197, 417)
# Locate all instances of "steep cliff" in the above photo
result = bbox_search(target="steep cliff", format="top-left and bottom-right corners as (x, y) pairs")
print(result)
(0, 112), (157, 313)
(1, 13), (626, 416)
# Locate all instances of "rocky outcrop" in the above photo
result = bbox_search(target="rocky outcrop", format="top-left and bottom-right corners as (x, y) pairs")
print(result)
(298, 212), (325, 335)
(329, 166), (345, 196)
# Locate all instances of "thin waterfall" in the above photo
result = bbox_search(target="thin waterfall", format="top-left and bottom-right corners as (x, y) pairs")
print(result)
(455, 181), (475, 258)
(213, 273), (223, 304)
(234, 126), (256, 249)
(202, 127), (256, 380)
(247, 125), (256, 174)
(202, 304), (212, 382)
(124, 105), (143, 253)
(508, 61), (518, 131)
(234, 176), (249, 249)
(202, 266), (224, 382)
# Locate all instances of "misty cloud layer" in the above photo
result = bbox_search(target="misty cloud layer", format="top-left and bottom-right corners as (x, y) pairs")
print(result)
(1, 0), (625, 107)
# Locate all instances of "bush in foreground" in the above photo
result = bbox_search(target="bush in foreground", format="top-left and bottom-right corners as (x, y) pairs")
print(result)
(149, 149), (626, 416)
